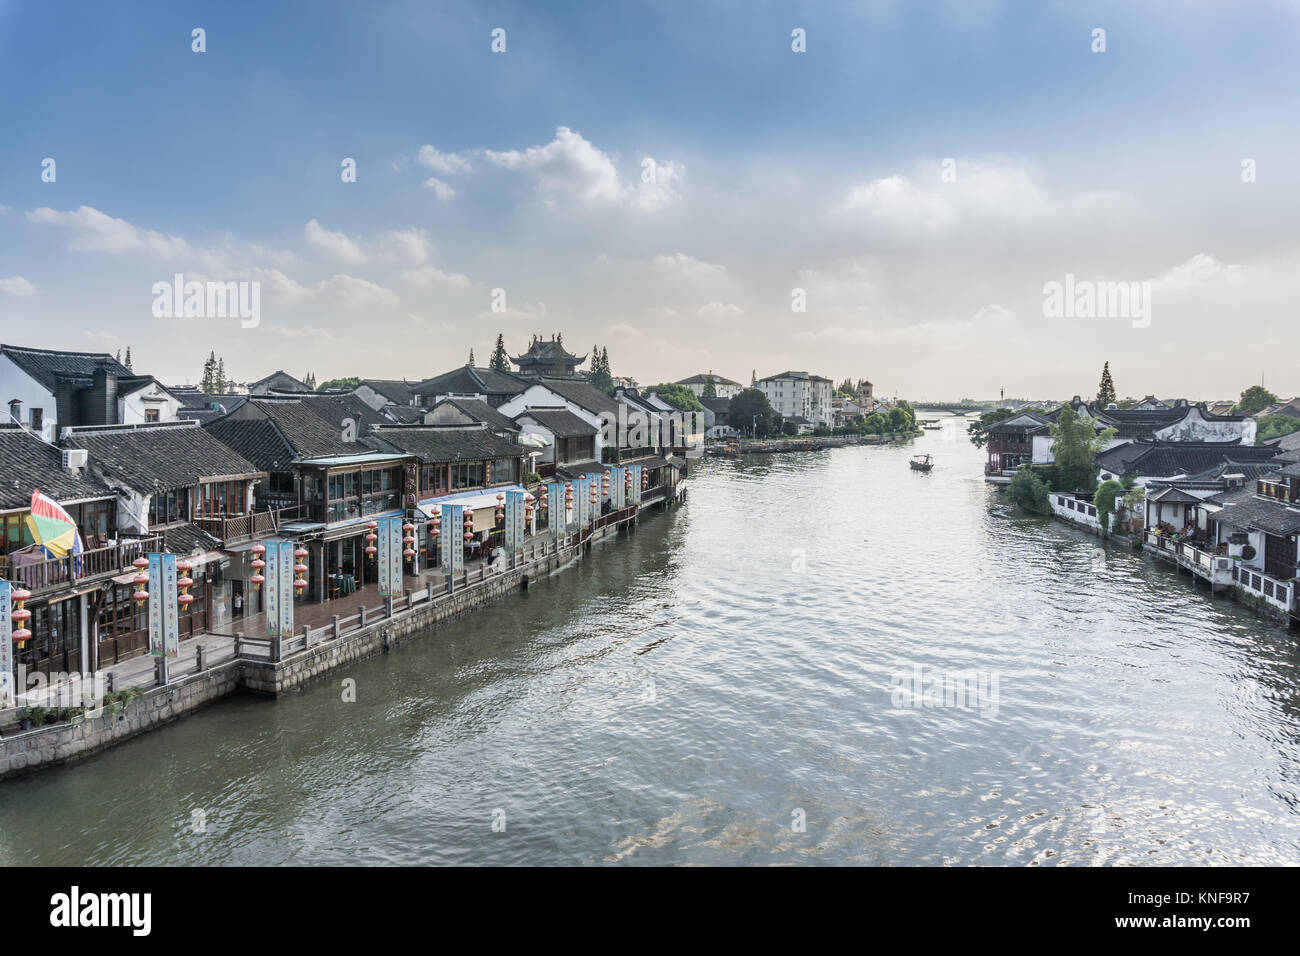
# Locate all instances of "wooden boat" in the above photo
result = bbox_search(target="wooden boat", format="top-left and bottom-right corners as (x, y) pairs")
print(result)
(909, 454), (934, 472)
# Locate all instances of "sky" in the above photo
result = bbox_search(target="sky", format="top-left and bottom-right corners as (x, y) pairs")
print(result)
(1, 0), (1298, 401)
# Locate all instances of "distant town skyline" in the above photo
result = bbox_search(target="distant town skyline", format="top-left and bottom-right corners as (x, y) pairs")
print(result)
(2, 1), (1298, 398)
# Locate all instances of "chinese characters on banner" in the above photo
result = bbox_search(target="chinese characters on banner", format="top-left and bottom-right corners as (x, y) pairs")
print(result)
(440, 504), (464, 575)
(147, 552), (179, 659)
(0, 581), (13, 708)
(504, 490), (526, 555)
(264, 540), (295, 640)
(378, 516), (404, 598)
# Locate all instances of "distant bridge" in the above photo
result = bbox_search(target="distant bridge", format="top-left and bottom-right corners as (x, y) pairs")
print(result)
(910, 401), (998, 414)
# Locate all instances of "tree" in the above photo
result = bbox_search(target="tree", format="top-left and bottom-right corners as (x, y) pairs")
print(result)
(728, 388), (779, 438)
(318, 376), (361, 392)
(1007, 468), (1051, 515)
(1256, 413), (1300, 444)
(751, 370), (757, 386)
(468, 347), (476, 366)
(1097, 362), (1116, 406)
(489, 333), (509, 371)
(649, 383), (703, 412)
(1094, 478), (1124, 536)
(702, 375), (717, 399)
(200, 351), (216, 393)
(124, 347), (133, 371)
(1050, 404), (1116, 492)
(1234, 385), (1278, 416)
(968, 407), (1019, 447)
(216, 358), (227, 392)
(588, 345), (614, 394)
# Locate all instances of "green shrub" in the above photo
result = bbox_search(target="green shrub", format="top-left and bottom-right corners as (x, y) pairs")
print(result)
(1007, 468), (1051, 515)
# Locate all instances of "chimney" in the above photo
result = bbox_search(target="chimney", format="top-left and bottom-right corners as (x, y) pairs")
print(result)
(54, 371), (80, 428)
(7, 398), (21, 425)
(89, 359), (119, 426)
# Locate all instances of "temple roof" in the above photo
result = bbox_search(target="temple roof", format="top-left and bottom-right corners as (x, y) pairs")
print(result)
(510, 337), (586, 370)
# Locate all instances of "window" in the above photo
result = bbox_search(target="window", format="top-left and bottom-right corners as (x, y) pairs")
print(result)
(144, 408), (160, 423)
(148, 488), (189, 526)
(492, 458), (518, 484)
(452, 462), (485, 489)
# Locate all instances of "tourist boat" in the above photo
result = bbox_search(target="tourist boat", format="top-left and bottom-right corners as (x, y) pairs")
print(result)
(922, 423), (942, 430)
(909, 454), (934, 472)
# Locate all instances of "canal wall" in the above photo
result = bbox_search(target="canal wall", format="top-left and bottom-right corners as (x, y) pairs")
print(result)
(1, 500), (667, 781)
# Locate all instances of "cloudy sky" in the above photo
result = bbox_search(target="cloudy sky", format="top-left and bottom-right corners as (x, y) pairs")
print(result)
(2, 0), (1298, 401)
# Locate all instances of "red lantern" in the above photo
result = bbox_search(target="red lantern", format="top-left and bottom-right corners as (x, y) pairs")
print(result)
(292, 545), (309, 593)
(10, 587), (32, 648)
(176, 559), (195, 608)
(250, 542), (266, 591)
(642, 470), (649, 490)
(131, 556), (150, 604)
(365, 521), (379, 557)
(463, 508), (474, 543)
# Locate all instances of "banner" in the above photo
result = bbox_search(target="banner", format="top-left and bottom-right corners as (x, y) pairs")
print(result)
(631, 465), (643, 504)
(505, 490), (526, 555)
(440, 504), (464, 575)
(277, 541), (295, 639)
(378, 516), (403, 598)
(576, 477), (588, 529)
(148, 552), (179, 659)
(610, 466), (625, 510)
(0, 580), (13, 708)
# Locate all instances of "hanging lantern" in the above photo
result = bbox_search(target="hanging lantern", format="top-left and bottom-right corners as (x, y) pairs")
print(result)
(540, 487), (549, 513)
(132, 556), (150, 604)
(625, 470), (633, 492)
(525, 499), (534, 523)
(642, 469), (649, 490)
(601, 470), (611, 495)
(463, 508), (475, 543)
(365, 519), (379, 557)
(292, 545), (309, 594)
(176, 559), (195, 609)
(402, 521), (416, 560)
(250, 542), (266, 591)
(495, 493), (505, 522)
(10, 587), (32, 648)
(429, 510), (441, 538)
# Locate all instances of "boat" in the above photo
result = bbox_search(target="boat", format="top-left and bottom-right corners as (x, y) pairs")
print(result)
(922, 423), (942, 430)
(909, 454), (934, 472)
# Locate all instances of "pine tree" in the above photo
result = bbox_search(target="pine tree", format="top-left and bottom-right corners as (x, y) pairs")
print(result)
(601, 347), (610, 378)
(124, 347), (133, 371)
(216, 357), (226, 392)
(489, 333), (509, 371)
(702, 374), (717, 399)
(201, 352), (216, 393)
(751, 370), (757, 385)
(468, 347), (475, 366)
(1097, 362), (1116, 407)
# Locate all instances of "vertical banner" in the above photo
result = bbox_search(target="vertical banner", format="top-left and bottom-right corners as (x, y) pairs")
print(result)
(576, 477), (588, 529)
(264, 540), (280, 639)
(507, 490), (526, 555)
(548, 483), (564, 542)
(277, 541), (294, 639)
(631, 465), (643, 504)
(440, 505), (464, 575)
(611, 467), (625, 510)
(148, 552), (179, 658)
(0, 580), (13, 708)
(378, 516), (403, 598)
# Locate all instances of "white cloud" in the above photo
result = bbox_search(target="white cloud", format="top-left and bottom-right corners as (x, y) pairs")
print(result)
(697, 301), (743, 319)
(384, 228), (433, 264)
(654, 252), (724, 279)
(484, 126), (680, 210)
(318, 274), (399, 308)
(403, 265), (472, 289)
(28, 205), (201, 261)
(0, 276), (36, 296)
(417, 145), (473, 175)
(1151, 253), (1243, 291)
(303, 219), (367, 264)
(422, 177), (458, 200)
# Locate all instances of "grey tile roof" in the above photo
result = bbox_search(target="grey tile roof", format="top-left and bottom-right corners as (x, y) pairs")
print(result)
(369, 426), (525, 463)
(412, 365), (528, 400)
(204, 399), (372, 471)
(1098, 440), (1282, 479)
(0, 426), (115, 510)
(535, 377), (620, 417)
(517, 407), (596, 438)
(1208, 485), (1300, 536)
(677, 373), (741, 387)
(249, 370), (311, 392)
(162, 521), (222, 556)
(438, 397), (520, 432)
(1, 344), (131, 391)
(359, 379), (418, 406)
(63, 421), (266, 492)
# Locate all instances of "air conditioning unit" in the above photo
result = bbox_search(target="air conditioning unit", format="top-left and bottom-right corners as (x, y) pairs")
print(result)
(62, 448), (88, 473)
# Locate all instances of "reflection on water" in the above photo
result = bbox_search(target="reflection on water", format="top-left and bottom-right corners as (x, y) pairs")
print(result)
(2, 416), (1299, 865)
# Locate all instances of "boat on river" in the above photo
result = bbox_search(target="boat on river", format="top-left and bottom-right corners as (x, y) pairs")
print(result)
(909, 454), (934, 472)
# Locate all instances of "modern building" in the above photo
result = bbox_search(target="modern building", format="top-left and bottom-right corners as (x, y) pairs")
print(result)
(755, 371), (835, 428)
(676, 372), (742, 400)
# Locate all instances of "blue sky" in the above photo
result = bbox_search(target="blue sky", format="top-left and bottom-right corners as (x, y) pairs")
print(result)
(2, 0), (1298, 398)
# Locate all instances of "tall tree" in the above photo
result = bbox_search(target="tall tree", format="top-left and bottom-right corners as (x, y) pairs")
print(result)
(702, 374), (717, 399)
(1050, 404), (1116, 492)
(201, 351), (216, 393)
(489, 333), (509, 371)
(589, 346), (614, 394)
(728, 388), (779, 438)
(1235, 384), (1278, 416)
(216, 357), (226, 392)
(1097, 362), (1116, 406)
(124, 347), (133, 371)
(468, 347), (476, 366)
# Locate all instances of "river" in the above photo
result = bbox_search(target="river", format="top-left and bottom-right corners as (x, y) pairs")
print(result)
(2, 414), (1298, 865)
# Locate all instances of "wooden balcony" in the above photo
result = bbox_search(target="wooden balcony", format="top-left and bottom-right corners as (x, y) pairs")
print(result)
(193, 506), (302, 544)
(1, 535), (164, 595)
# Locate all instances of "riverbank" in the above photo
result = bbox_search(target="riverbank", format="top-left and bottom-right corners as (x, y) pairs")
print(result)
(0, 493), (678, 781)
(706, 431), (919, 456)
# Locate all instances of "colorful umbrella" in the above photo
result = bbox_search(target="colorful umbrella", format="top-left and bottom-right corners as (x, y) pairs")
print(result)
(25, 489), (85, 566)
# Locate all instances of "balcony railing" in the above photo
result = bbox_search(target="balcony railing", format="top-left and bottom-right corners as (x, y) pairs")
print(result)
(0, 535), (163, 594)
(1233, 564), (1294, 610)
(194, 506), (301, 544)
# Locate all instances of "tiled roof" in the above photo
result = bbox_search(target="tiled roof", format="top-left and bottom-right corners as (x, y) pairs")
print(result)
(205, 399), (371, 470)
(437, 397), (520, 432)
(359, 379), (418, 406)
(1, 344), (131, 391)
(412, 365), (528, 399)
(162, 521), (222, 556)
(1097, 440), (1281, 479)
(0, 426), (115, 511)
(511, 338), (585, 368)
(556, 460), (605, 479)
(517, 407), (596, 438)
(249, 370), (311, 392)
(63, 421), (266, 491)
(1209, 485), (1300, 536)
(535, 377), (620, 417)
(677, 373), (741, 387)
(369, 425), (525, 463)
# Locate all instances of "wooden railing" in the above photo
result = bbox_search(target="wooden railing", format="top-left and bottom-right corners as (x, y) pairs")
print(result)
(194, 505), (301, 544)
(1, 535), (163, 593)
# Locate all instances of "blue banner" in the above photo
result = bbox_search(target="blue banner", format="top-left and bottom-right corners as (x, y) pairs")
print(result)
(265, 541), (280, 639)
(148, 552), (179, 658)
(277, 541), (295, 639)
(440, 504), (464, 575)
(378, 516), (403, 597)
(0, 580), (13, 708)
(505, 490), (526, 555)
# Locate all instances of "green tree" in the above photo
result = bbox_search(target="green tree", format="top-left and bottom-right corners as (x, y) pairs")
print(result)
(216, 357), (227, 392)
(489, 333), (509, 371)
(1094, 478), (1124, 536)
(649, 383), (704, 412)
(124, 347), (133, 371)
(728, 388), (779, 437)
(318, 376), (361, 392)
(303, 371), (317, 390)
(1097, 362), (1116, 406)
(468, 347), (476, 366)
(1256, 413), (1300, 444)
(589, 345), (614, 394)
(702, 375), (717, 399)
(200, 351), (216, 393)
(1234, 385), (1278, 416)
(1050, 404), (1116, 492)
(1007, 468), (1051, 515)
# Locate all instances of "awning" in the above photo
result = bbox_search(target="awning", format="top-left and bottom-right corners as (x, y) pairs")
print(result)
(417, 486), (534, 535)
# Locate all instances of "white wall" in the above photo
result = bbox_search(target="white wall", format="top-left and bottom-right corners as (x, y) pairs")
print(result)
(118, 381), (180, 424)
(498, 385), (607, 461)
(0, 353), (58, 441)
